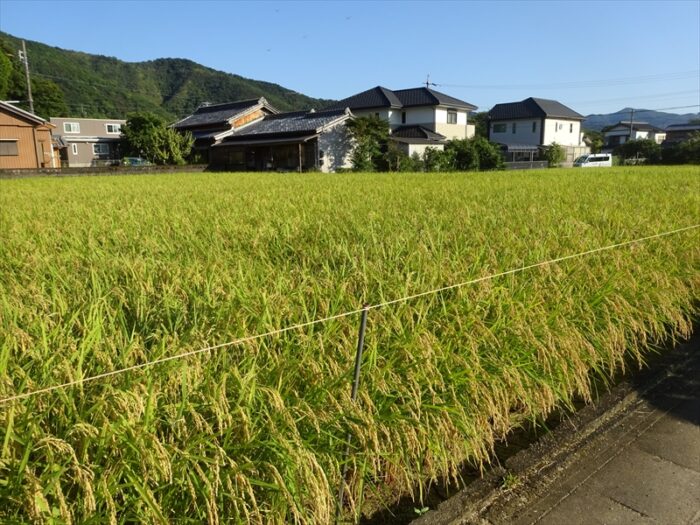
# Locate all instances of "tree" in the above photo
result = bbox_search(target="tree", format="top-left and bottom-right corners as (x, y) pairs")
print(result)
(470, 112), (489, 138)
(445, 138), (478, 171)
(121, 112), (193, 165)
(444, 136), (504, 171)
(662, 132), (700, 164)
(345, 115), (389, 172)
(472, 136), (504, 170)
(543, 142), (565, 167)
(422, 146), (455, 172)
(583, 129), (604, 153)
(615, 138), (660, 164)
(31, 77), (69, 119)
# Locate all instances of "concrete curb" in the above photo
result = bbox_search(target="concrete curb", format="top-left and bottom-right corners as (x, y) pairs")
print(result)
(412, 332), (699, 525)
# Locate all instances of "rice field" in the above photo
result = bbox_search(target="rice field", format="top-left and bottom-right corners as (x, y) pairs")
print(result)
(0, 166), (698, 524)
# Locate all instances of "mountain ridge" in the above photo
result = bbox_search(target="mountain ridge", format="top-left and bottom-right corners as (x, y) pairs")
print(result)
(583, 107), (699, 131)
(0, 32), (333, 121)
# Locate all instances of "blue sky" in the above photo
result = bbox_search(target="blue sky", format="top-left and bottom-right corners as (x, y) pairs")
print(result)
(1, 0), (698, 115)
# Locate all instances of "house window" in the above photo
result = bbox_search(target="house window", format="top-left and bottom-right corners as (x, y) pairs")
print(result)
(105, 123), (121, 134)
(0, 139), (19, 156)
(93, 143), (110, 155)
(493, 123), (507, 133)
(512, 122), (517, 134)
(63, 122), (80, 134)
(570, 123), (573, 133)
(401, 111), (406, 124)
(447, 110), (458, 124)
(71, 144), (78, 155)
(532, 121), (537, 133)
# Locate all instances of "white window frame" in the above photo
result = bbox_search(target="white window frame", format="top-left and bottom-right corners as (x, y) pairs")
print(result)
(105, 123), (122, 134)
(63, 122), (80, 134)
(71, 143), (78, 155)
(92, 143), (110, 155)
(446, 110), (458, 124)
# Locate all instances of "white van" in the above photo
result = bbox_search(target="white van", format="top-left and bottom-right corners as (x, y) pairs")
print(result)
(573, 154), (613, 167)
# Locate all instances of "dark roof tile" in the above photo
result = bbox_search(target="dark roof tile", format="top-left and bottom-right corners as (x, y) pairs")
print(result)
(327, 86), (476, 111)
(489, 97), (583, 120)
(173, 98), (275, 129)
(391, 125), (446, 141)
(221, 108), (350, 141)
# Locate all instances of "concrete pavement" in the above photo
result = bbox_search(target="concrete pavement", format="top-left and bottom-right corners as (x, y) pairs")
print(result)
(413, 332), (700, 525)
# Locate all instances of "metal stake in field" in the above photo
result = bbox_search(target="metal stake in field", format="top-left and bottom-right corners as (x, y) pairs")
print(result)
(337, 304), (369, 524)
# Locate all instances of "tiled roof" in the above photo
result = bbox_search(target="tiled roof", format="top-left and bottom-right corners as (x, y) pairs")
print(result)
(394, 88), (477, 110)
(327, 86), (476, 111)
(219, 108), (350, 142)
(489, 97), (584, 120)
(173, 98), (276, 129)
(391, 125), (446, 141)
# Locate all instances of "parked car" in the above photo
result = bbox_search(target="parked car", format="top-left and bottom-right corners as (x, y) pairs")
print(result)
(573, 154), (612, 167)
(122, 157), (151, 166)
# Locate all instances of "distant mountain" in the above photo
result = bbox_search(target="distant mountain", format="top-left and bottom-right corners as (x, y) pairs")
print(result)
(583, 108), (700, 131)
(0, 32), (333, 121)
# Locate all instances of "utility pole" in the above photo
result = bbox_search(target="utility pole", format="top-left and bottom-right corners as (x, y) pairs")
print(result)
(19, 40), (34, 114)
(628, 108), (635, 143)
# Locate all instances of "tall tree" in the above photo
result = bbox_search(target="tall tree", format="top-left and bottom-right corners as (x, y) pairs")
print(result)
(121, 112), (193, 165)
(346, 115), (389, 172)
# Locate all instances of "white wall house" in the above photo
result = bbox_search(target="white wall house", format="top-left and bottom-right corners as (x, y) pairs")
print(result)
(329, 86), (477, 154)
(488, 97), (588, 164)
(602, 122), (666, 150)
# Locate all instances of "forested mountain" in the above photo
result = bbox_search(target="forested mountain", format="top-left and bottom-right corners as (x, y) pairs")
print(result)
(0, 32), (332, 121)
(583, 108), (700, 131)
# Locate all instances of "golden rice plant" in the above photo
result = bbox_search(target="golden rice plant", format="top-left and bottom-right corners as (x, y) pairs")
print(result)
(0, 166), (698, 523)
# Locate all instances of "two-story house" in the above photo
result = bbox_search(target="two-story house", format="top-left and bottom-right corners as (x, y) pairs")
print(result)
(172, 97), (279, 160)
(602, 121), (666, 150)
(488, 97), (588, 164)
(50, 117), (126, 167)
(327, 86), (477, 156)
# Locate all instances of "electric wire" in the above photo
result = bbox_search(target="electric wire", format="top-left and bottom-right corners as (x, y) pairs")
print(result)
(1, 223), (698, 405)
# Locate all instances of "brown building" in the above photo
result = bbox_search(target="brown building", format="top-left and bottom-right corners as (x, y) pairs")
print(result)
(0, 101), (56, 169)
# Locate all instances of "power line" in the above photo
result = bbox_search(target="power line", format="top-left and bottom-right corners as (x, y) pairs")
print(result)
(435, 70), (699, 90)
(570, 90), (700, 106)
(1, 223), (697, 406)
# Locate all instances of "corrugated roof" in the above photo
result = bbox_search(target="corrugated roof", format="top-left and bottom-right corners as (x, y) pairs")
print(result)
(489, 97), (583, 120)
(327, 86), (476, 111)
(173, 98), (276, 129)
(219, 108), (350, 143)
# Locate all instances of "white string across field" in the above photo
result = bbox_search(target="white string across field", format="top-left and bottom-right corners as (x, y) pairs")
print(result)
(1, 223), (698, 405)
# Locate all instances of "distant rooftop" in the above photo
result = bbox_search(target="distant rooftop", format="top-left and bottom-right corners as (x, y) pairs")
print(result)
(489, 97), (584, 121)
(327, 86), (477, 111)
(173, 97), (277, 129)
(218, 108), (351, 143)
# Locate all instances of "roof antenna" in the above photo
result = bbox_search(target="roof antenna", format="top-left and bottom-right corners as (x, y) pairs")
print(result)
(425, 74), (437, 88)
